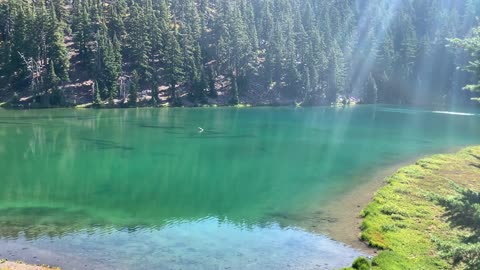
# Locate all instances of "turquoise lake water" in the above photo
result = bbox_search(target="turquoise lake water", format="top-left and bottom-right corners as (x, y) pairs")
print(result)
(0, 105), (479, 269)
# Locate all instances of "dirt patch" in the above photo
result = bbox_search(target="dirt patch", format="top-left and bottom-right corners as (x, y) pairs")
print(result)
(0, 261), (59, 270)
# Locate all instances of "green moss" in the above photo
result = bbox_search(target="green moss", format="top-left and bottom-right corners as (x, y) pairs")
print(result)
(358, 146), (480, 269)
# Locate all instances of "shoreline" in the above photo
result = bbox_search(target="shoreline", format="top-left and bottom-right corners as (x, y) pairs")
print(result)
(346, 146), (480, 269)
(313, 160), (419, 254)
(0, 100), (357, 110)
(316, 146), (467, 253)
(0, 260), (59, 270)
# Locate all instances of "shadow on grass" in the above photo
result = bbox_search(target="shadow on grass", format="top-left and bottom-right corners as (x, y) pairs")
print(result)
(470, 163), (480, 169)
(471, 154), (480, 161)
(434, 184), (480, 270)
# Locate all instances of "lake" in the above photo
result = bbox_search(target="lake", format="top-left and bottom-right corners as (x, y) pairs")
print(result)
(0, 105), (479, 269)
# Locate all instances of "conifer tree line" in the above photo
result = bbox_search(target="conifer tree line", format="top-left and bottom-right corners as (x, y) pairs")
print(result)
(0, 0), (479, 106)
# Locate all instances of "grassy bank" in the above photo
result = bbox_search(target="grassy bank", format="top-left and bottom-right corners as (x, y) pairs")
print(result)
(345, 146), (480, 270)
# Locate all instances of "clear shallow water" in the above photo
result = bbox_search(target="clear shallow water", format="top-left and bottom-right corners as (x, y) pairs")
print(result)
(0, 218), (363, 270)
(0, 105), (479, 269)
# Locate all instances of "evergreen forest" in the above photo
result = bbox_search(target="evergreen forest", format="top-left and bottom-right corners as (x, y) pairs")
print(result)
(1, 0), (480, 107)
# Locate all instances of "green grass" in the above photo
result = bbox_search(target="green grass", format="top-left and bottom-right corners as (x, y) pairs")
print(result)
(352, 146), (480, 270)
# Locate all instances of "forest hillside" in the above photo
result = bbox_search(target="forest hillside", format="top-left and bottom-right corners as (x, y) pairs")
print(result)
(0, 0), (479, 107)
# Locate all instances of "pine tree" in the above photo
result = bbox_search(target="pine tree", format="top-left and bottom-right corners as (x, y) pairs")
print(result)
(94, 23), (121, 99)
(231, 74), (239, 105)
(207, 65), (217, 98)
(73, 4), (92, 68)
(164, 22), (184, 105)
(399, 15), (418, 82)
(93, 81), (102, 106)
(52, 0), (67, 23)
(44, 60), (60, 93)
(448, 25), (480, 102)
(47, 1), (69, 81)
(9, 3), (30, 83)
(151, 80), (159, 106)
(127, 3), (152, 83)
(363, 73), (378, 104)
(107, 4), (126, 39)
(326, 41), (346, 104)
(129, 70), (139, 106)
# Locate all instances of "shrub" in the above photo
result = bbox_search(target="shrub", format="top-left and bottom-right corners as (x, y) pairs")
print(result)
(50, 88), (65, 106)
(11, 92), (20, 103)
(380, 204), (408, 217)
(352, 257), (371, 270)
(381, 224), (398, 232)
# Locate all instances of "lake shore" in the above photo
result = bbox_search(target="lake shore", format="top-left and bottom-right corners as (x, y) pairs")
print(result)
(341, 146), (480, 269)
(0, 86), (361, 110)
(0, 260), (59, 270)
(0, 100), (348, 110)
(317, 146), (466, 253)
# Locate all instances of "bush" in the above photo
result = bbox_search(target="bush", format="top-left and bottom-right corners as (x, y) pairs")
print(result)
(11, 92), (20, 103)
(352, 257), (371, 270)
(381, 224), (398, 232)
(380, 204), (408, 217)
(434, 185), (480, 270)
(50, 88), (65, 106)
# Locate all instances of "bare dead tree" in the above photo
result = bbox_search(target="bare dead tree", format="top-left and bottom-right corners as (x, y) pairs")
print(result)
(91, 81), (95, 101)
(119, 72), (126, 101)
(18, 51), (43, 96)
